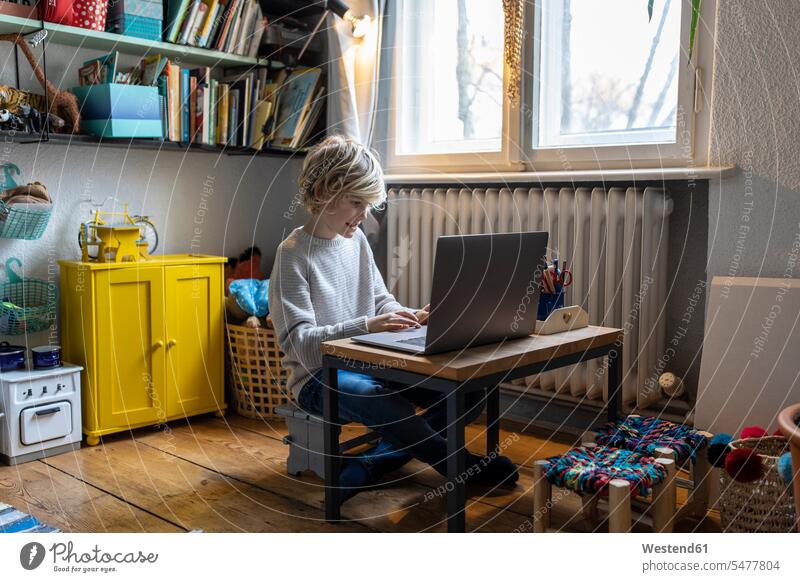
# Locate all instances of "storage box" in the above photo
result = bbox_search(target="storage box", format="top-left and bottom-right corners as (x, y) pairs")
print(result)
(106, 15), (163, 41)
(107, 0), (163, 20)
(70, 83), (163, 138)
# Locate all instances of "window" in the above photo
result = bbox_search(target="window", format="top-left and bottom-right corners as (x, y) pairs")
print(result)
(535, 0), (682, 148)
(396, 0), (505, 155)
(387, 0), (698, 171)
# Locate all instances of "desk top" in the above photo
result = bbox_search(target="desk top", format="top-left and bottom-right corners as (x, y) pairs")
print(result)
(322, 326), (623, 382)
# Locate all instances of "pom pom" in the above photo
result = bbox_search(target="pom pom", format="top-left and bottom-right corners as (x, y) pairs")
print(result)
(773, 429), (784, 437)
(740, 426), (768, 439)
(777, 453), (794, 485)
(725, 447), (764, 483)
(707, 433), (733, 468)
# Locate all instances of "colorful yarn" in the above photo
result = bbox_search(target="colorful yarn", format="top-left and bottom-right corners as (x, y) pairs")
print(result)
(724, 447), (764, 483)
(740, 426), (768, 439)
(707, 433), (733, 468)
(777, 453), (794, 485)
(543, 446), (667, 498)
(594, 416), (708, 465)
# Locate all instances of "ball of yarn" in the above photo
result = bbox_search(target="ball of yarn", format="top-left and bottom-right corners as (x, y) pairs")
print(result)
(777, 453), (794, 485)
(707, 433), (733, 468)
(725, 447), (764, 483)
(740, 426), (768, 439)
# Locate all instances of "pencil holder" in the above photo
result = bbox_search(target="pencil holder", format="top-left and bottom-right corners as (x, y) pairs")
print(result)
(537, 289), (564, 321)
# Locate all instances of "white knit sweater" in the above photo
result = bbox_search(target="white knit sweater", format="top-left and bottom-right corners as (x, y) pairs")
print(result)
(268, 226), (408, 399)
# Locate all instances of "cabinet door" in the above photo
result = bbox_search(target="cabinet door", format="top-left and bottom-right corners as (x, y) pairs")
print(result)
(95, 267), (167, 430)
(164, 264), (224, 417)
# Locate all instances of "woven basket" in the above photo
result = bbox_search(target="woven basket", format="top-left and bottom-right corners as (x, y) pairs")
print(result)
(719, 436), (797, 532)
(226, 317), (290, 419)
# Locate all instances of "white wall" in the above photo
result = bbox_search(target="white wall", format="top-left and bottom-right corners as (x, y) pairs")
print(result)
(0, 44), (307, 348)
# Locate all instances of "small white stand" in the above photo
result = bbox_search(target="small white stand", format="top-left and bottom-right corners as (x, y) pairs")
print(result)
(534, 305), (589, 335)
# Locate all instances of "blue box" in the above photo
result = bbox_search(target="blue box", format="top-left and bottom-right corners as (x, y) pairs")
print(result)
(70, 84), (163, 138)
(107, 15), (163, 41)
(107, 0), (164, 20)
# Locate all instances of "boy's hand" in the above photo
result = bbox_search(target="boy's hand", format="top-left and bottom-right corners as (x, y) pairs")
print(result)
(415, 304), (430, 325)
(367, 309), (420, 333)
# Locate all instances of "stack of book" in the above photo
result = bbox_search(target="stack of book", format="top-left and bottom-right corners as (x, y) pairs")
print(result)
(164, 0), (266, 56)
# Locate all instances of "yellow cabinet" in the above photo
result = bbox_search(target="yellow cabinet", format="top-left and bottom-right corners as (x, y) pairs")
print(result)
(59, 255), (226, 445)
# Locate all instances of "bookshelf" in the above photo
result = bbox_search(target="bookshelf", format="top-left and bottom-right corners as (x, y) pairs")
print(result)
(0, 15), (327, 157)
(0, 14), (282, 68)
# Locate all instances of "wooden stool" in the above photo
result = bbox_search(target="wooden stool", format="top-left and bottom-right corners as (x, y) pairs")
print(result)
(533, 446), (677, 533)
(585, 414), (713, 521)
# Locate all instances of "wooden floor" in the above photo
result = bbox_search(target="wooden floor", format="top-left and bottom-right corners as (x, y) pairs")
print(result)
(0, 414), (721, 533)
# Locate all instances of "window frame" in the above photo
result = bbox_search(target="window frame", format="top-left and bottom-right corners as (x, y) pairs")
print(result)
(384, 0), (523, 174)
(526, 0), (698, 167)
(384, 0), (712, 174)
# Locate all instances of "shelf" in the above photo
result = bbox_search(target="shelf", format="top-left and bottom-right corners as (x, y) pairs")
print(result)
(0, 14), (282, 69)
(1, 130), (308, 158)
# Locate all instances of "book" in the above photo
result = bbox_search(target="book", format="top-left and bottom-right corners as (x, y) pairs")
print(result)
(223, 0), (245, 53)
(248, 12), (266, 58)
(197, 0), (219, 47)
(209, 78), (217, 144)
(166, 0), (193, 43)
(167, 62), (181, 142)
(179, 0), (202, 45)
(250, 99), (273, 150)
(157, 75), (169, 139)
(190, 75), (198, 142)
(141, 55), (168, 86)
(195, 84), (204, 143)
(272, 67), (322, 147)
(214, 0), (239, 51)
(181, 68), (190, 142)
(203, 1), (225, 47)
(216, 83), (229, 145)
(229, 88), (239, 146)
(292, 85), (325, 148)
(188, 2), (208, 45)
(236, 0), (256, 56)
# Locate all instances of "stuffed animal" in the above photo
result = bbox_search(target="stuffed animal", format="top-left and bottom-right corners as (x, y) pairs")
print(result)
(0, 34), (80, 133)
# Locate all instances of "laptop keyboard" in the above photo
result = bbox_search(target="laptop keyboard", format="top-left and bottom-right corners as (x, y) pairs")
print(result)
(397, 336), (427, 347)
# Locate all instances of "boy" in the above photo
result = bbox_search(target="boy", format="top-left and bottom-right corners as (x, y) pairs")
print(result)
(269, 135), (518, 503)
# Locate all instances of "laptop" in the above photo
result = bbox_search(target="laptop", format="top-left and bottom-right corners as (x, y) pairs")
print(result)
(351, 231), (549, 355)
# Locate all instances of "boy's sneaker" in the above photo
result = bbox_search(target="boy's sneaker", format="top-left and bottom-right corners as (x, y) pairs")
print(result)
(464, 452), (519, 487)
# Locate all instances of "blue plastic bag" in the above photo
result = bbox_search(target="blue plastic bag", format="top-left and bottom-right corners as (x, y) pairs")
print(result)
(229, 279), (269, 317)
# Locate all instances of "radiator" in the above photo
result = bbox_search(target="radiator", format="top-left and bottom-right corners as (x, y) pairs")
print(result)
(385, 186), (673, 409)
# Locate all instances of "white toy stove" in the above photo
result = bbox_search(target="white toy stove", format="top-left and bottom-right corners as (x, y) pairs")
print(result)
(0, 364), (83, 465)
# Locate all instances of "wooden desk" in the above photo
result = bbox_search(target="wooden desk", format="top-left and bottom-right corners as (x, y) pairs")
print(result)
(320, 325), (623, 533)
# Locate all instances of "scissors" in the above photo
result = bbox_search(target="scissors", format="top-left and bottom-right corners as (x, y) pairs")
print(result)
(553, 268), (572, 288)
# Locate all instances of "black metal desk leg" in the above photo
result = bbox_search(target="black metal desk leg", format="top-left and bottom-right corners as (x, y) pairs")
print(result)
(607, 346), (622, 424)
(446, 386), (466, 533)
(486, 385), (500, 455)
(323, 362), (341, 521)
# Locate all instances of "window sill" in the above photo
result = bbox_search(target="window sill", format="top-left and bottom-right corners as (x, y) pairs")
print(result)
(384, 166), (736, 185)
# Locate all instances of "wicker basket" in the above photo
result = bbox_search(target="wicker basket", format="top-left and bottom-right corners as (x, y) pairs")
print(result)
(226, 317), (290, 419)
(719, 436), (797, 532)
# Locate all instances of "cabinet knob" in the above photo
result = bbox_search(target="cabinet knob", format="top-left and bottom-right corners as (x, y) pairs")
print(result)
(154, 340), (164, 348)
(168, 339), (177, 348)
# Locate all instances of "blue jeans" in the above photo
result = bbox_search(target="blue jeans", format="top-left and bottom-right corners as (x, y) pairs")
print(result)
(297, 369), (486, 482)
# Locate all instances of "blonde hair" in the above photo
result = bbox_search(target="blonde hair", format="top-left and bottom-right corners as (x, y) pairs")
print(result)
(298, 134), (386, 215)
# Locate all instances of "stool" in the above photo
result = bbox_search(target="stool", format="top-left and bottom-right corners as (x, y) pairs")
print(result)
(585, 414), (713, 520)
(533, 446), (677, 533)
(277, 402), (380, 480)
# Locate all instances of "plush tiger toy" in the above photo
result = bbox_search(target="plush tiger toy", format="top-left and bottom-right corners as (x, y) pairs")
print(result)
(0, 34), (80, 133)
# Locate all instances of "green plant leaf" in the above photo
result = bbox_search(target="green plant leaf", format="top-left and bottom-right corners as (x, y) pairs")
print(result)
(688, 0), (702, 61)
